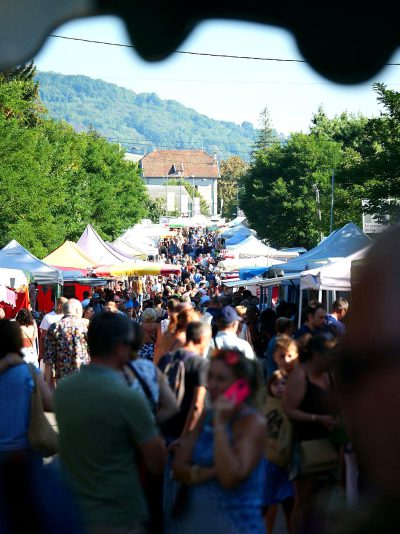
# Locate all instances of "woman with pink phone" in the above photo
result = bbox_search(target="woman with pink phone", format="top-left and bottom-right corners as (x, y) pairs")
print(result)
(172, 349), (267, 533)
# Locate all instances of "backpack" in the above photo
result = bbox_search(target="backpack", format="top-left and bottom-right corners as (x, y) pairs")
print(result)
(163, 350), (186, 406)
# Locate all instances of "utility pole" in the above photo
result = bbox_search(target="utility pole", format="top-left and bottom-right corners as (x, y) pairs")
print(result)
(313, 184), (323, 242)
(330, 169), (335, 234)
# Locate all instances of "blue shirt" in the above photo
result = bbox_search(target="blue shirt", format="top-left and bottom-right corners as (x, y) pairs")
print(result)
(0, 364), (36, 451)
(326, 314), (346, 337)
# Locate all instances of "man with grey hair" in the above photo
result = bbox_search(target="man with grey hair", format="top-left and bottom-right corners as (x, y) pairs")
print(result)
(44, 298), (89, 387)
(39, 296), (68, 361)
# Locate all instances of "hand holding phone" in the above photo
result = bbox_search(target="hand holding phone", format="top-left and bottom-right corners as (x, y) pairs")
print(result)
(223, 378), (250, 406)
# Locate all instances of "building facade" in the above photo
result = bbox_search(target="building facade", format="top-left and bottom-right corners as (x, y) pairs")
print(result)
(139, 149), (219, 215)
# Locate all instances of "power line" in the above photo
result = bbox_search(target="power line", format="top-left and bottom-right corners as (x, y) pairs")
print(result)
(48, 34), (307, 63)
(47, 34), (400, 65)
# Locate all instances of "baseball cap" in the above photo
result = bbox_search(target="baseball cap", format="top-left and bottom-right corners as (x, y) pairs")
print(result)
(219, 305), (242, 325)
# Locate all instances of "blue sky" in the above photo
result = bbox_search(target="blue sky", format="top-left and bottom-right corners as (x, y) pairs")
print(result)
(35, 15), (400, 136)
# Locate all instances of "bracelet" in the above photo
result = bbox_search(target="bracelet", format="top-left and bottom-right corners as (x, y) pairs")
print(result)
(310, 414), (317, 423)
(213, 424), (226, 433)
(190, 464), (200, 483)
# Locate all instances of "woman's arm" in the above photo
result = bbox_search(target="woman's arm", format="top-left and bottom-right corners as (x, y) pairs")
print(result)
(180, 385), (207, 436)
(213, 405), (266, 489)
(156, 368), (179, 423)
(172, 414), (216, 485)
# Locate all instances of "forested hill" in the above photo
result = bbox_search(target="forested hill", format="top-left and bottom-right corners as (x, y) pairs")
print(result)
(37, 72), (258, 160)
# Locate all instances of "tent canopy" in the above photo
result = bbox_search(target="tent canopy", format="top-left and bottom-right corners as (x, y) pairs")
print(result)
(43, 241), (97, 274)
(222, 223), (254, 240)
(0, 267), (29, 289)
(93, 262), (181, 278)
(225, 226), (255, 246)
(223, 216), (246, 228)
(300, 246), (370, 291)
(227, 235), (299, 260)
(0, 240), (62, 285)
(265, 223), (371, 276)
(218, 256), (283, 272)
(108, 239), (147, 261)
(77, 224), (132, 265)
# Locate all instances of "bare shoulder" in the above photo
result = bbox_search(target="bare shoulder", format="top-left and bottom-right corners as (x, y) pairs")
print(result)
(287, 363), (306, 385)
(233, 408), (266, 437)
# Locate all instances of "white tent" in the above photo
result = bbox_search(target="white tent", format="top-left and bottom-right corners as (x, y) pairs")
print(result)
(224, 216), (246, 228)
(118, 228), (159, 258)
(109, 238), (148, 260)
(266, 223), (372, 275)
(0, 267), (29, 289)
(77, 224), (131, 265)
(300, 246), (369, 291)
(0, 240), (62, 285)
(227, 235), (299, 260)
(217, 256), (283, 272)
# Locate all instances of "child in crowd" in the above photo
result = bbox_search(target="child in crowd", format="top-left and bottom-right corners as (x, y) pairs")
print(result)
(262, 370), (294, 534)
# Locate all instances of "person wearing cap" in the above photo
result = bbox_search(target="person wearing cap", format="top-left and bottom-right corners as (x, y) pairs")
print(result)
(208, 305), (255, 360)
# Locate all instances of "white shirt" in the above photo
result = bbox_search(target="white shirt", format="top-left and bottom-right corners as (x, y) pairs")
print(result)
(39, 311), (64, 331)
(209, 330), (255, 360)
(152, 283), (162, 293)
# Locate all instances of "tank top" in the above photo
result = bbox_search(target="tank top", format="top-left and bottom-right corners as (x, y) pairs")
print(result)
(295, 372), (336, 441)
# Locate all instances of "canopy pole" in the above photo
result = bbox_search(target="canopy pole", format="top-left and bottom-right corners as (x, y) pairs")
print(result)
(267, 287), (273, 308)
(318, 289), (322, 302)
(298, 289), (303, 329)
(259, 285), (264, 311)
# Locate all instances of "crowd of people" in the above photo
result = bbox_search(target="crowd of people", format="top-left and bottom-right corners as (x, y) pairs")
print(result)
(0, 224), (388, 534)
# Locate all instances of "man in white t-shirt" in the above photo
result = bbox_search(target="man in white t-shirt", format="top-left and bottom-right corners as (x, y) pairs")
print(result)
(39, 297), (68, 360)
(208, 305), (255, 360)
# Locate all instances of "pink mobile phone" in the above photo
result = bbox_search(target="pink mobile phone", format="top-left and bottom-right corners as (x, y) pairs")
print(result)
(223, 378), (250, 406)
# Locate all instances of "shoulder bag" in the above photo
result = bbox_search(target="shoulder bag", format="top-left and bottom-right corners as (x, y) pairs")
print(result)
(300, 438), (339, 476)
(27, 364), (59, 457)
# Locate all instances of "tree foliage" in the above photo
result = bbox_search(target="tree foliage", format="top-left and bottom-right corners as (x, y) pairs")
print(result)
(0, 65), (151, 257)
(241, 109), (367, 248)
(356, 84), (400, 224)
(252, 107), (279, 152)
(219, 156), (248, 218)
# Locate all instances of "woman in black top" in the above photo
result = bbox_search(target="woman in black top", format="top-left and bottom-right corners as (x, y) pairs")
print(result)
(283, 335), (340, 534)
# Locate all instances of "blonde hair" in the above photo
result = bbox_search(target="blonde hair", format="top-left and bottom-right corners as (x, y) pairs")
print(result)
(235, 305), (247, 318)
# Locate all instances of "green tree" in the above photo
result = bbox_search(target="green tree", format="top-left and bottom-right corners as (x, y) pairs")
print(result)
(145, 197), (166, 223)
(219, 156), (248, 218)
(0, 63), (43, 126)
(310, 105), (368, 150)
(241, 133), (362, 248)
(252, 107), (279, 153)
(356, 83), (400, 224)
(0, 64), (154, 256)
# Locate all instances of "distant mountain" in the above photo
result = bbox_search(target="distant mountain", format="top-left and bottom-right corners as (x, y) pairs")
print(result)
(37, 72), (259, 161)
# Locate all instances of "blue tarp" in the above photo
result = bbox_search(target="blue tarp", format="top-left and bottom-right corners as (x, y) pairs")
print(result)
(238, 267), (269, 280)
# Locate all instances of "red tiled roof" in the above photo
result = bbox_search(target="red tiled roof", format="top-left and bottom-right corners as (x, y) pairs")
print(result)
(140, 150), (220, 178)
